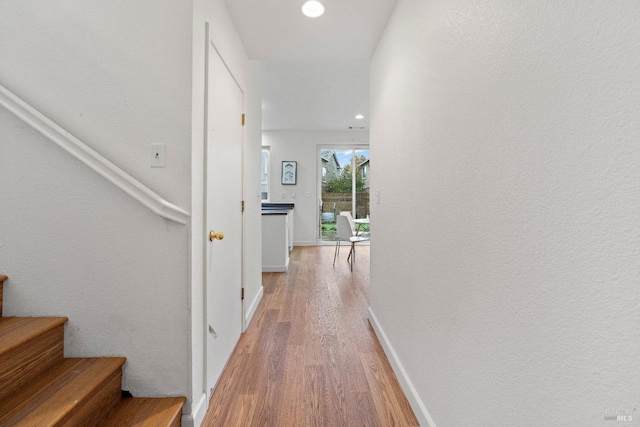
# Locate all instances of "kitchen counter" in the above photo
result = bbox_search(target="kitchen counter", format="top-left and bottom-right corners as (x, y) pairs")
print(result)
(261, 203), (294, 272)
(261, 203), (294, 213)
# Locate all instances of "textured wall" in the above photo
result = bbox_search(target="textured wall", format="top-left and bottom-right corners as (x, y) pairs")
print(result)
(0, 0), (193, 206)
(1, 109), (190, 396)
(370, 1), (640, 426)
(244, 59), (264, 321)
(0, 0), (193, 397)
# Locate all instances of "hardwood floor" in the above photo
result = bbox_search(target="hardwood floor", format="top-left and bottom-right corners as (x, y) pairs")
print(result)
(203, 245), (419, 427)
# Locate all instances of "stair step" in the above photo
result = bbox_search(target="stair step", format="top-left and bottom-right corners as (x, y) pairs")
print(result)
(97, 397), (186, 427)
(0, 316), (67, 401)
(0, 275), (184, 425)
(0, 357), (126, 427)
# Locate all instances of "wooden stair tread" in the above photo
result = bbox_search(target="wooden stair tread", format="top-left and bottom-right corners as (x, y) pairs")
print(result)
(98, 397), (186, 427)
(0, 316), (67, 402)
(0, 274), (184, 426)
(0, 357), (126, 426)
(0, 316), (68, 355)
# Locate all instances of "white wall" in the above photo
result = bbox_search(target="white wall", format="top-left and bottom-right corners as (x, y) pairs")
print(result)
(0, 0), (193, 206)
(370, 2), (640, 427)
(1, 111), (190, 395)
(244, 60), (264, 324)
(0, 0), (193, 397)
(263, 130), (369, 246)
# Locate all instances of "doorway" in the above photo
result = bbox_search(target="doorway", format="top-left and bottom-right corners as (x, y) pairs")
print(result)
(318, 146), (370, 243)
(204, 26), (244, 400)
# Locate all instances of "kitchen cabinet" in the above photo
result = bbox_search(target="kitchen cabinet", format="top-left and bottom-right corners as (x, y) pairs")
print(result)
(261, 204), (294, 272)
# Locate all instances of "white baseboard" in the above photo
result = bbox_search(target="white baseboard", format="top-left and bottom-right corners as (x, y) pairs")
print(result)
(262, 265), (287, 272)
(262, 256), (289, 272)
(293, 240), (316, 246)
(367, 307), (436, 427)
(244, 285), (263, 331)
(181, 392), (207, 427)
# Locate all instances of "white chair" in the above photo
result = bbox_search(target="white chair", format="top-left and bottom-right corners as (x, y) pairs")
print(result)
(333, 214), (369, 271)
(340, 211), (369, 237)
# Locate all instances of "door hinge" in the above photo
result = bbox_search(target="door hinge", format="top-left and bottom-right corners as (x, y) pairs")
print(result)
(241, 288), (245, 300)
(241, 113), (245, 126)
(241, 200), (245, 212)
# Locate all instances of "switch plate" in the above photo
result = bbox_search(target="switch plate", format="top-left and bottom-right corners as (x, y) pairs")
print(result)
(151, 144), (165, 167)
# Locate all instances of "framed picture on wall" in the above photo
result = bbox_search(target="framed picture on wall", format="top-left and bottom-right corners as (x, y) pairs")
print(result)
(281, 161), (297, 185)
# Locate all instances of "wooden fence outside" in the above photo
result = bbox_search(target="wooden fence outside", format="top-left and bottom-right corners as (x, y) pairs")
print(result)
(321, 192), (370, 219)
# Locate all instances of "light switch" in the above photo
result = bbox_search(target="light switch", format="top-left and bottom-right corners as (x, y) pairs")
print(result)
(151, 144), (165, 167)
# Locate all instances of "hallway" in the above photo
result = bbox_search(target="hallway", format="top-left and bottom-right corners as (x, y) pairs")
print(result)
(203, 245), (419, 426)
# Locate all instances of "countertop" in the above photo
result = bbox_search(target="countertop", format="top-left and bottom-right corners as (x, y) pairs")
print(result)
(261, 203), (294, 215)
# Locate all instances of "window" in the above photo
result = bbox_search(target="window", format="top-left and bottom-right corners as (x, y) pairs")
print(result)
(322, 166), (327, 183)
(261, 148), (270, 201)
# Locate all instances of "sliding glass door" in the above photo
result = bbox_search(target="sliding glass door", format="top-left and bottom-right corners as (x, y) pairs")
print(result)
(318, 146), (370, 243)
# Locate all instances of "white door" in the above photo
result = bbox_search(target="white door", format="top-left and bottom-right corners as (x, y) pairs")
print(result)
(204, 31), (244, 398)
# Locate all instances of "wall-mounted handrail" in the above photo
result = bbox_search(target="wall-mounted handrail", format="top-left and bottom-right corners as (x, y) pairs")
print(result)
(0, 84), (190, 225)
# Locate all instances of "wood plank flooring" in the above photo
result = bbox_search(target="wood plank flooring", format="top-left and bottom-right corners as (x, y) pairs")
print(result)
(203, 245), (419, 427)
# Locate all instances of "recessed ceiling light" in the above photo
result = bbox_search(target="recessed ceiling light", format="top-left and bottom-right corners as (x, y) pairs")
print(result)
(355, 114), (364, 120)
(302, 0), (325, 18)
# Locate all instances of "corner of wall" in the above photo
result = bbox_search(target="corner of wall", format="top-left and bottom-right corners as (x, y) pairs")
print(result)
(181, 392), (208, 427)
(244, 285), (264, 331)
(367, 307), (436, 427)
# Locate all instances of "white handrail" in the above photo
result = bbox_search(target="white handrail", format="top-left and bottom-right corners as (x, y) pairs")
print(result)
(0, 84), (190, 225)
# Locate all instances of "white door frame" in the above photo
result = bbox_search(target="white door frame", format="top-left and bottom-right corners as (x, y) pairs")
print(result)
(316, 144), (369, 245)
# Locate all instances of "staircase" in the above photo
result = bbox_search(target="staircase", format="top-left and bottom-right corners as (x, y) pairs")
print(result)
(0, 275), (185, 426)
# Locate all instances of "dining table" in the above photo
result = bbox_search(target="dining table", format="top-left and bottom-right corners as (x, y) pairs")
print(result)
(353, 217), (370, 235)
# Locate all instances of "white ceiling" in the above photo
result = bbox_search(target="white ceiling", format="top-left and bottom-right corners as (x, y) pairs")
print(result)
(224, 0), (398, 131)
(261, 61), (370, 131)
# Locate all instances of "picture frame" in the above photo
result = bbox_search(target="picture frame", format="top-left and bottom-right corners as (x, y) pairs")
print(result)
(281, 161), (297, 185)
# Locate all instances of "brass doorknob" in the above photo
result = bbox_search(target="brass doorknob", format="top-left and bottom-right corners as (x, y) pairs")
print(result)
(209, 230), (224, 241)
